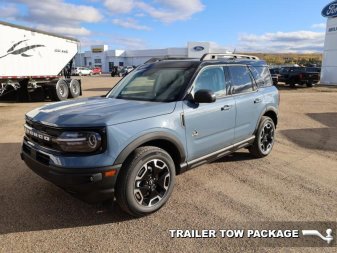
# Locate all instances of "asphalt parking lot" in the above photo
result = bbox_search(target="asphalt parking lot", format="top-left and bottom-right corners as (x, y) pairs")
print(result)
(0, 76), (336, 252)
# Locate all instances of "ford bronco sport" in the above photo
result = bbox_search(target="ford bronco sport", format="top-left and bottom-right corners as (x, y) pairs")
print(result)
(21, 53), (279, 217)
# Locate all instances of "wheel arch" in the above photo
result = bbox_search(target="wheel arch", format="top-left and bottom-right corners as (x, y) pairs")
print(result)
(114, 132), (186, 174)
(263, 110), (278, 127)
(255, 107), (278, 133)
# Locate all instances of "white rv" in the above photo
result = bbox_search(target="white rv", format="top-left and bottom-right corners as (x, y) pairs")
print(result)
(0, 21), (81, 101)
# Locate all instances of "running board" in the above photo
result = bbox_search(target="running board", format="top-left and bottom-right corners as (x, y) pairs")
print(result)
(180, 136), (255, 172)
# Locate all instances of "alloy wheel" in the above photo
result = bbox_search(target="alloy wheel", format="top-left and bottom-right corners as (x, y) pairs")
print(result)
(133, 159), (171, 207)
(259, 122), (274, 154)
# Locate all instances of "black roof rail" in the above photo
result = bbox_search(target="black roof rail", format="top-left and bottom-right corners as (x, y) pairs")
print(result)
(201, 53), (259, 61)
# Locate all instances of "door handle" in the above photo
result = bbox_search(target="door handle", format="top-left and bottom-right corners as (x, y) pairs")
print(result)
(221, 105), (232, 111)
(254, 98), (262, 104)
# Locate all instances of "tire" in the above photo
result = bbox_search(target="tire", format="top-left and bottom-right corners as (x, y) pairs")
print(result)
(52, 79), (69, 101)
(116, 146), (176, 217)
(68, 79), (81, 98)
(249, 116), (275, 158)
(306, 82), (313, 87)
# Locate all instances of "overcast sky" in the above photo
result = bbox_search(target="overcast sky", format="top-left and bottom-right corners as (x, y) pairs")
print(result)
(0, 0), (330, 53)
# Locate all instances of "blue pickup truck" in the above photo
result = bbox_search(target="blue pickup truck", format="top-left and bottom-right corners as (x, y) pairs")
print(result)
(21, 53), (279, 216)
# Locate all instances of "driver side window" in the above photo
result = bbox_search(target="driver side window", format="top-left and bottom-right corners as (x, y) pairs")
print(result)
(194, 66), (226, 97)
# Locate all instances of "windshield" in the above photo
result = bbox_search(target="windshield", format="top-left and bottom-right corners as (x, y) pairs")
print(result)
(107, 65), (195, 102)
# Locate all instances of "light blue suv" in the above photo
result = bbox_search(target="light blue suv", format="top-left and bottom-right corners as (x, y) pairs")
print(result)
(21, 53), (279, 216)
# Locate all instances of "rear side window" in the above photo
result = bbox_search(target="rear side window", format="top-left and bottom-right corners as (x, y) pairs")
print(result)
(250, 66), (273, 87)
(228, 66), (254, 94)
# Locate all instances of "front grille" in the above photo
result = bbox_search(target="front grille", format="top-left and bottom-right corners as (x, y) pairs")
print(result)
(25, 119), (62, 152)
(36, 152), (50, 165)
(22, 142), (31, 155)
(22, 142), (50, 165)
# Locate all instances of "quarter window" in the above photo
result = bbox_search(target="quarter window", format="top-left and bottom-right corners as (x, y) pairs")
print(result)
(250, 66), (273, 87)
(229, 66), (254, 94)
(194, 66), (226, 97)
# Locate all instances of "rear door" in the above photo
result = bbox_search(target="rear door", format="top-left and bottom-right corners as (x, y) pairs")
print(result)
(183, 65), (236, 161)
(227, 65), (264, 143)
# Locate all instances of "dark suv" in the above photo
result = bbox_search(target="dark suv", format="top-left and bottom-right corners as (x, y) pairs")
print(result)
(21, 53), (279, 216)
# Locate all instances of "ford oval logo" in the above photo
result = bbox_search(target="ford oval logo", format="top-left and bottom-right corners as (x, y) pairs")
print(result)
(322, 1), (337, 18)
(193, 46), (204, 51)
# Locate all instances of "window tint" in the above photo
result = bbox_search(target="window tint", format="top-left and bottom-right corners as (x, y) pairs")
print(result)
(250, 66), (273, 87)
(306, 67), (320, 72)
(280, 68), (289, 74)
(194, 66), (226, 97)
(229, 66), (254, 94)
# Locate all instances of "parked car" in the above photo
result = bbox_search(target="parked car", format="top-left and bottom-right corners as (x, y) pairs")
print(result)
(73, 67), (92, 76)
(111, 66), (123, 77)
(91, 67), (102, 75)
(111, 66), (134, 77)
(269, 68), (280, 85)
(21, 53), (279, 217)
(124, 66), (135, 73)
(278, 67), (320, 87)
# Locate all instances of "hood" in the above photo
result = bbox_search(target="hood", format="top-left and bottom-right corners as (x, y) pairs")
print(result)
(26, 97), (176, 127)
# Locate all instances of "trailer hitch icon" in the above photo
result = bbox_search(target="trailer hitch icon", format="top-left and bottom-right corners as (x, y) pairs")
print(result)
(302, 229), (333, 244)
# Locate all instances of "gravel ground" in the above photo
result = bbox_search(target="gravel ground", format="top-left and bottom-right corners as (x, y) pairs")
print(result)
(0, 76), (336, 252)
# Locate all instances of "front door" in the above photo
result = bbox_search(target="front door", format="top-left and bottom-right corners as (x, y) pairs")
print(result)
(183, 66), (236, 161)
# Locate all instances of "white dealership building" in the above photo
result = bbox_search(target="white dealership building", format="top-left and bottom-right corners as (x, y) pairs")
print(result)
(74, 42), (231, 73)
(321, 1), (337, 85)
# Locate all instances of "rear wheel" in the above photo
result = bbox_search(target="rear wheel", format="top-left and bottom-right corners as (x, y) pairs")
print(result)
(68, 79), (81, 98)
(249, 116), (275, 158)
(116, 146), (175, 217)
(306, 82), (313, 87)
(52, 79), (69, 101)
(289, 80), (296, 88)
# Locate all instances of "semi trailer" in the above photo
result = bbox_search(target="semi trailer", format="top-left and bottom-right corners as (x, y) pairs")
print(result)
(0, 21), (81, 101)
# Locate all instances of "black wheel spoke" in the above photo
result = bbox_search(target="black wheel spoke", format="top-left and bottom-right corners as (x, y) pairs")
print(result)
(259, 122), (275, 154)
(133, 159), (171, 207)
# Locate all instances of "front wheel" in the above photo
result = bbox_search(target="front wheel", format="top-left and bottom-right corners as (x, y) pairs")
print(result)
(116, 146), (175, 217)
(249, 116), (275, 158)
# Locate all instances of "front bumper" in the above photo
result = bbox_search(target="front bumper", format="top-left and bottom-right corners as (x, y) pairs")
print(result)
(21, 142), (121, 203)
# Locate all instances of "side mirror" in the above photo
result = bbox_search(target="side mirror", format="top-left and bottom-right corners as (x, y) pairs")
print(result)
(194, 89), (216, 103)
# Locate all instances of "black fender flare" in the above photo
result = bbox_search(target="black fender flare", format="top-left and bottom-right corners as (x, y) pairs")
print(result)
(113, 132), (186, 165)
(254, 106), (278, 133)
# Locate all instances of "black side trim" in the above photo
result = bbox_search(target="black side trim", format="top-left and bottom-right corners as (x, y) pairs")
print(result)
(180, 136), (255, 173)
(113, 132), (186, 165)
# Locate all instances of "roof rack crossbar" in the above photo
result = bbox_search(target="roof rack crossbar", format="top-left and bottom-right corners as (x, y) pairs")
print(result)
(201, 53), (259, 61)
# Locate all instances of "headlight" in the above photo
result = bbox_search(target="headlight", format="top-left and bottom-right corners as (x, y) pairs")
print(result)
(55, 131), (102, 153)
